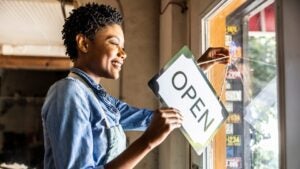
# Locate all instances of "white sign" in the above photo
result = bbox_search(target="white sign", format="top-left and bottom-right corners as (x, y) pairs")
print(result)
(226, 69), (242, 79)
(226, 81), (232, 89)
(224, 102), (234, 112)
(226, 157), (242, 169)
(226, 124), (234, 134)
(226, 90), (242, 101)
(148, 46), (228, 155)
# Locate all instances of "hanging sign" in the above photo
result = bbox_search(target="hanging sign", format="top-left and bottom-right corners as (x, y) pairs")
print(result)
(226, 90), (242, 101)
(226, 135), (241, 146)
(226, 69), (242, 79)
(227, 113), (241, 123)
(148, 46), (228, 155)
(226, 157), (242, 169)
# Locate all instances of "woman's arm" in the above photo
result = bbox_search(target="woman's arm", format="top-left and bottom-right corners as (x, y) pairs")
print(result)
(105, 108), (183, 169)
(114, 97), (153, 131)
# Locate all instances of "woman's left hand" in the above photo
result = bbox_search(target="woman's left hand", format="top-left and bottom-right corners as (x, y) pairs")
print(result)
(197, 47), (230, 70)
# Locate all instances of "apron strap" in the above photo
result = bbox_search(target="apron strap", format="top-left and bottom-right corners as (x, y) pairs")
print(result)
(68, 72), (111, 128)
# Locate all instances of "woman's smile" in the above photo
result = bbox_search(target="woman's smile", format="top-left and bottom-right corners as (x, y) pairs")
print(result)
(111, 59), (123, 70)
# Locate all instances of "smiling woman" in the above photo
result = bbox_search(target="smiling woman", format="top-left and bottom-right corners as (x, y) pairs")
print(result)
(41, 2), (230, 169)
(42, 3), (184, 169)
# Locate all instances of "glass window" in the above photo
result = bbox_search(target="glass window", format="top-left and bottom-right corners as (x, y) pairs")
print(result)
(200, 0), (278, 168)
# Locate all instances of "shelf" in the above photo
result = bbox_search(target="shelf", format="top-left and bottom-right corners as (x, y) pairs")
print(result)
(0, 55), (72, 70)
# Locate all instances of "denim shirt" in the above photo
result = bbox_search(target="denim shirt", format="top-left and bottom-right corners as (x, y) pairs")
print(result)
(42, 68), (153, 169)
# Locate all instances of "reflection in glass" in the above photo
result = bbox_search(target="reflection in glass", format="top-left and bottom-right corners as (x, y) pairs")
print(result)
(199, 0), (279, 168)
(225, 1), (278, 169)
(243, 3), (278, 169)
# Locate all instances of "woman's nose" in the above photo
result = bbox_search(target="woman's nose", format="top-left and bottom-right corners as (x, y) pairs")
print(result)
(117, 47), (127, 59)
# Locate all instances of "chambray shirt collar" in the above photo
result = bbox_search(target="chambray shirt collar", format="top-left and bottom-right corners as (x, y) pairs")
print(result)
(70, 67), (107, 96)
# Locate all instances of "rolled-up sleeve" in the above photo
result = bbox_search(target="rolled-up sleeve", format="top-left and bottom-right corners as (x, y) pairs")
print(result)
(112, 97), (153, 131)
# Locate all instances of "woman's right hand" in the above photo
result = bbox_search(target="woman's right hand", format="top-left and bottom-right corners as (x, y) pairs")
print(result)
(141, 108), (183, 149)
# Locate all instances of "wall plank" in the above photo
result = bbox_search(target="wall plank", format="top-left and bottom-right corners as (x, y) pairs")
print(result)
(0, 55), (72, 70)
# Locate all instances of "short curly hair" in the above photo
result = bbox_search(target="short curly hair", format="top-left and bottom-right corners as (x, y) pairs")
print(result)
(62, 3), (123, 60)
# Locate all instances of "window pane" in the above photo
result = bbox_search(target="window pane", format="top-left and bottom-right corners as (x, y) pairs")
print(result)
(243, 3), (278, 169)
(201, 0), (279, 169)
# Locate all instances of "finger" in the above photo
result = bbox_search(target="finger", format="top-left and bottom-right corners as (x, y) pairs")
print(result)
(160, 110), (183, 119)
(207, 53), (230, 64)
(214, 54), (230, 64)
(160, 107), (180, 112)
(170, 123), (182, 130)
(209, 47), (229, 56)
(216, 48), (229, 56)
(164, 107), (182, 115)
(164, 116), (184, 124)
(198, 47), (228, 63)
(158, 108), (183, 117)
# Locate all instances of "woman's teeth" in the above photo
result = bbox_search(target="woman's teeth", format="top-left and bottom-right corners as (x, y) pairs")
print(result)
(112, 61), (122, 68)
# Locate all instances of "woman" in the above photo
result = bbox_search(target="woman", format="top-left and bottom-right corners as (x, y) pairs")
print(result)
(42, 3), (228, 169)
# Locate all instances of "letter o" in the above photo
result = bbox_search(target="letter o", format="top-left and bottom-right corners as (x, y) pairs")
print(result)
(172, 71), (187, 90)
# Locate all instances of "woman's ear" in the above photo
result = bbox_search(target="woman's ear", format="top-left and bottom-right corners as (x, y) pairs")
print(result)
(76, 34), (89, 53)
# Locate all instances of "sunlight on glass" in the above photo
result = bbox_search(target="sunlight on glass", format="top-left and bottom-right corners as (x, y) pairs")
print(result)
(243, 3), (278, 169)
(200, 0), (278, 168)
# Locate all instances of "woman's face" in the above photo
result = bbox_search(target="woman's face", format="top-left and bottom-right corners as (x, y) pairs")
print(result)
(84, 24), (126, 80)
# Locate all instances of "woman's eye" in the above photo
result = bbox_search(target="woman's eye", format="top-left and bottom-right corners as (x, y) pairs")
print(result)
(108, 39), (124, 51)
(110, 41), (118, 45)
(108, 39), (119, 46)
